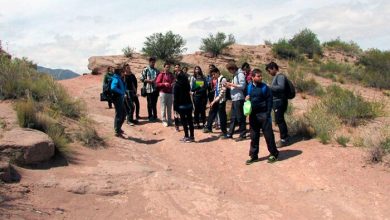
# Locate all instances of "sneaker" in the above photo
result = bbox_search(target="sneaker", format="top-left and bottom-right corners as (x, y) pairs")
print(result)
(133, 120), (139, 125)
(180, 137), (189, 142)
(115, 133), (125, 138)
(203, 128), (212, 133)
(128, 121), (135, 126)
(219, 134), (228, 140)
(246, 157), (259, 165)
(277, 138), (289, 147)
(185, 137), (195, 143)
(226, 134), (233, 139)
(175, 126), (180, 132)
(119, 129), (125, 134)
(235, 136), (246, 142)
(267, 155), (278, 163)
(162, 122), (169, 127)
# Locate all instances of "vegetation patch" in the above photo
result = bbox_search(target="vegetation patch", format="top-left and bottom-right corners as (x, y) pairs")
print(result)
(322, 38), (362, 56)
(200, 32), (235, 57)
(77, 117), (105, 148)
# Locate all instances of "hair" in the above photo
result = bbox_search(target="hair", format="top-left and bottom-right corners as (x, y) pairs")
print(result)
(252, 68), (262, 76)
(175, 63), (181, 67)
(226, 62), (238, 71)
(210, 67), (220, 74)
(182, 66), (188, 72)
(241, 62), (250, 69)
(265, 61), (279, 71)
(149, 57), (157, 62)
(209, 64), (216, 69)
(193, 66), (203, 78)
(107, 66), (112, 71)
(163, 62), (171, 67)
(114, 68), (122, 75)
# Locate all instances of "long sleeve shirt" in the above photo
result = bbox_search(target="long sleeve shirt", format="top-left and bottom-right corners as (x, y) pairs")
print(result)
(270, 73), (286, 100)
(110, 74), (126, 96)
(140, 66), (158, 93)
(230, 69), (246, 101)
(214, 76), (227, 103)
(247, 82), (273, 116)
(156, 71), (175, 94)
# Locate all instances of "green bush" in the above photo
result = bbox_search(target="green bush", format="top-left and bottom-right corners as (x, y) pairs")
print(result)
(77, 117), (105, 148)
(272, 39), (300, 60)
(200, 32), (235, 57)
(336, 135), (350, 147)
(142, 31), (186, 62)
(322, 85), (382, 126)
(289, 28), (322, 59)
(288, 69), (324, 96)
(306, 103), (341, 144)
(15, 99), (37, 128)
(358, 49), (390, 89)
(122, 46), (135, 58)
(323, 38), (362, 56)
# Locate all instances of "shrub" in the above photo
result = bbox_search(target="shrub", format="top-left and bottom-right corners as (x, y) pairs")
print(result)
(122, 46), (135, 58)
(289, 28), (322, 59)
(264, 40), (272, 46)
(306, 103), (341, 144)
(322, 85), (382, 126)
(336, 135), (350, 147)
(358, 49), (390, 89)
(77, 117), (105, 148)
(200, 32), (235, 57)
(288, 70), (324, 96)
(272, 39), (300, 60)
(15, 99), (37, 128)
(0, 118), (5, 129)
(322, 38), (362, 56)
(142, 31), (186, 62)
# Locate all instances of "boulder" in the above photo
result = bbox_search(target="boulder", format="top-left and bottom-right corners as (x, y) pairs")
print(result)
(0, 128), (55, 165)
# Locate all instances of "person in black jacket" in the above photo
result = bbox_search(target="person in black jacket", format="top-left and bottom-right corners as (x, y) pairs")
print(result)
(245, 69), (279, 164)
(190, 66), (208, 129)
(174, 71), (195, 143)
(123, 64), (139, 125)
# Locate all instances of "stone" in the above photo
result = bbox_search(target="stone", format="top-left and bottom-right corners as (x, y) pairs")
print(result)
(0, 158), (20, 183)
(0, 128), (55, 165)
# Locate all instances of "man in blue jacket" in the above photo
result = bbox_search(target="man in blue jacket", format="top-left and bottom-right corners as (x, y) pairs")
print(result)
(245, 69), (279, 164)
(111, 68), (126, 137)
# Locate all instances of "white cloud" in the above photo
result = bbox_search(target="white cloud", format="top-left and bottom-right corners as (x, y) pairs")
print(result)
(189, 17), (236, 30)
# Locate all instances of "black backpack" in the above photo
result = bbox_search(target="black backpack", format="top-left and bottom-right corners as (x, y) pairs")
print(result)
(102, 75), (114, 101)
(281, 74), (296, 99)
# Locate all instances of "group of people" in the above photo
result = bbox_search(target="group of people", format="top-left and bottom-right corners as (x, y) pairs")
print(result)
(102, 57), (290, 164)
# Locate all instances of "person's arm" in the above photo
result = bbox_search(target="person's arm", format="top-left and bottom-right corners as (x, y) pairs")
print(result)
(265, 85), (273, 117)
(155, 72), (165, 89)
(111, 77), (123, 95)
(270, 74), (285, 93)
(214, 78), (227, 102)
(230, 73), (246, 91)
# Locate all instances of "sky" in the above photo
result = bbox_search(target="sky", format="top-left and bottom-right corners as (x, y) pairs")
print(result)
(0, 0), (389, 73)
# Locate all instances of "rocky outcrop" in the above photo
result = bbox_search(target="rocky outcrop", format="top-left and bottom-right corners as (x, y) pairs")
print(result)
(0, 158), (20, 183)
(87, 53), (149, 76)
(0, 128), (55, 165)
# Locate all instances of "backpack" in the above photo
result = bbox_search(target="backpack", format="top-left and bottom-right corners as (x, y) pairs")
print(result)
(282, 74), (296, 99)
(102, 75), (114, 101)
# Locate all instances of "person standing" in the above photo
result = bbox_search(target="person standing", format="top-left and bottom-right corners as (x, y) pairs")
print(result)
(174, 72), (195, 143)
(241, 62), (253, 85)
(156, 62), (175, 127)
(102, 66), (114, 109)
(190, 66), (208, 129)
(266, 61), (290, 146)
(173, 64), (183, 131)
(245, 69), (279, 164)
(123, 64), (138, 125)
(140, 57), (159, 122)
(226, 62), (247, 141)
(111, 68), (126, 137)
(203, 68), (228, 139)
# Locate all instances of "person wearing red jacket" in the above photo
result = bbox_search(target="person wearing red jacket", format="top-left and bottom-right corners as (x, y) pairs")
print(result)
(156, 62), (175, 127)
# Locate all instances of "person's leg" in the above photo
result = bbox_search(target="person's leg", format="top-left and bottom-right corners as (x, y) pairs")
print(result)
(119, 97), (126, 130)
(237, 99), (247, 138)
(249, 114), (261, 159)
(193, 97), (200, 126)
(113, 97), (125, 134)
(134, 95), (140, 119)
(262, 117), (279, 157)
(166, 94), (173, 125)
(152, 91), (159, 119)
(274, 99), (289, 140)
(205, 103), (219, 131)
(146, 93), (153, 119)
(200, 98), (207, 127)
(108, 100), (113, 109)
(187, 112), (194, 139)
(218, 102), (228, 134)
(160, 93), (167, 123)
(179, 111), (189, 138)
(228, 101), (238, 137)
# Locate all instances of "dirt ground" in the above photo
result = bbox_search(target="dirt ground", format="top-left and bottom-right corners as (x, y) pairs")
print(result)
(1, 74), (389, 220)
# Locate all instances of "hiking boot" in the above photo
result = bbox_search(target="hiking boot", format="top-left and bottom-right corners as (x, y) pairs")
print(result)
(246, 157), (259, 165)
(203, 128), (212, 133)
(267, 155), (278, 163)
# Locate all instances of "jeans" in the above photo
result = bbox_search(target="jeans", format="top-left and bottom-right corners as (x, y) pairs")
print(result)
(206, 102), (227, 134)
(146, 91), (159, 119)
(228, 100), (247, 138)
(193, 95), (207, 126)
(133, 95), (140, 118)
(273, 98), (289, 139)
(178, 109), (194, 138)
(113, 96), (125, 133)
(160, 92), (173, 124)
(124, 91), (135, 122)
(249, 111), (279, 158)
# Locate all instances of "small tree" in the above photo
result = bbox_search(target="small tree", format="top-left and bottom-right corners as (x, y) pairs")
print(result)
(289, 28), (322, 59)
(200, 32), (235, 57)
(122, 46), (135, 58)
(142, 31), (186, 62)
(272, 39), (300, 60)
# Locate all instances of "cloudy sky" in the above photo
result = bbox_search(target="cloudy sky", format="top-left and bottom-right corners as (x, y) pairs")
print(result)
(1, 0), (389, 73)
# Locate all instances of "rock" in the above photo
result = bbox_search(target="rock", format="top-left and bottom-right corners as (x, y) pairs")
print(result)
(0, 159), (20, 183)
(0, 128), (55, 165)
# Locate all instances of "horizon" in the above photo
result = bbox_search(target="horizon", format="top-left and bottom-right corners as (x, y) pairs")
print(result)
(1, 0), (389, 74)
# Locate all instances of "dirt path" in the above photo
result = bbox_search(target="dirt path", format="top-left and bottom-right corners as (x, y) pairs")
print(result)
(1, 75), (389, 220)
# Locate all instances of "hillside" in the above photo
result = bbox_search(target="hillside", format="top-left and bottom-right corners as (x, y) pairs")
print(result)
(37, 65), (79, 80)
(1, 44), (389, 219)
